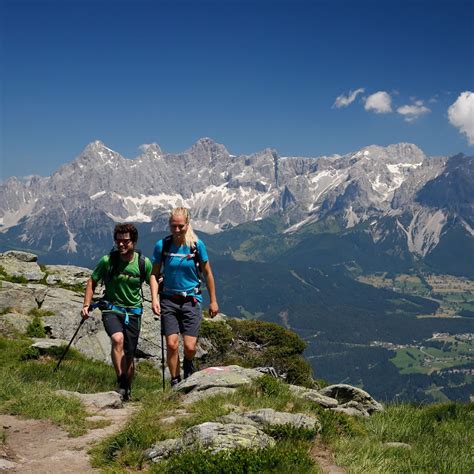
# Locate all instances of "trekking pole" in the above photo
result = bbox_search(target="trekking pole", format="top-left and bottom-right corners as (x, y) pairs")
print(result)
(53, 316), (86, 372)
(161, 326), (166, 391)
(53, 301), (104, 372)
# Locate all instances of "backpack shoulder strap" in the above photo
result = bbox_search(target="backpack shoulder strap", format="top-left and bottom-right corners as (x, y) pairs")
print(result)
(190, 240), (202, 276)
(103, 248), (120, 284)
(161, 235), (173, 267)
(135, 250), (147, 284)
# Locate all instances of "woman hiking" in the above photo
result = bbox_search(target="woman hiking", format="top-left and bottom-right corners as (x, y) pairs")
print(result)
(150, 207), (219, 388)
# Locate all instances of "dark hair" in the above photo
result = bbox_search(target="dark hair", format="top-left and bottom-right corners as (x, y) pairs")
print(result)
(114, 223), (138, 242)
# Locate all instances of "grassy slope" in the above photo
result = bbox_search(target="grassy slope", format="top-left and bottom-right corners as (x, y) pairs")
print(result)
(0, 332), (472, 473)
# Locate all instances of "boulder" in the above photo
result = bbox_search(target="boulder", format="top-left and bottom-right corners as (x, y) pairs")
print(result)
(182, 387), (237, 406)
(146, 422), (275, 462)
(288, 384), (339, 408)
(43, 264), (91, 287)
(0, 312), (34, 333)
(319, 384), (384, 416)
(183, 422), (275, 453)
(31, 338), (69, 351)
(55, 390), (123, 409)
(0, 281), (44, 314)
(176, 365), (264, 394)
(239, 408), (321, 432)
(0, 251), (45, 281)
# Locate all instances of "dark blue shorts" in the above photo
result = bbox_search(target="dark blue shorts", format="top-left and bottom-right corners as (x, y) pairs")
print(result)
(160, 295), (202, 337)
(102, 311), (141, 357)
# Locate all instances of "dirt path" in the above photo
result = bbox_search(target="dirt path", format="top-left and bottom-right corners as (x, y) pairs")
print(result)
(0, 404), (136, 473)
(310, 440), (346, 474)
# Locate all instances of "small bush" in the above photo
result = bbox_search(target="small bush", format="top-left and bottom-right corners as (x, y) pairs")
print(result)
(255, 374), (288, 398)
(156, 444), (316, 473)
(199, 319), (234, 355)
(26, 317), (46, 338)
(20, 346), (41, 360)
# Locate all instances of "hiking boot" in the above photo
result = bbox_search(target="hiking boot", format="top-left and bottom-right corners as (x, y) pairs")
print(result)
(170, 376), (181, 390)
(116, 375), (130, 401)
(115, 386), (128, 400)
(183, 357), (195, 379)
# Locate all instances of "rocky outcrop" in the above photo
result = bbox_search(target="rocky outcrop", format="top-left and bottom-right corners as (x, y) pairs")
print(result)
(319, 384), (384, 416)
(55, 390), (123, 410)
(0, 251), (45, 281)
(146, 422), (276, 462)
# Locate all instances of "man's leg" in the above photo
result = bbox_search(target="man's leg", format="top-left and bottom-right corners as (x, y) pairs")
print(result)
(110, 331), (125, 378)
(121, 315), (141, 399)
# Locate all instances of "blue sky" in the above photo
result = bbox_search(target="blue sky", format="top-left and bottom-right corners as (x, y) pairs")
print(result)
(2, 0), (473, 179)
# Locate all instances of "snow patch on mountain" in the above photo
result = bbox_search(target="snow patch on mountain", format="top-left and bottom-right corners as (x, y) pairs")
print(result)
(0, 200), (37, 231)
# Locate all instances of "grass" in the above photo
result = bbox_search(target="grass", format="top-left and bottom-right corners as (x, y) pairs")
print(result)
(328, 402), (474, 474)
(0, 336), (162, 436)
(91, 375), (320, 472)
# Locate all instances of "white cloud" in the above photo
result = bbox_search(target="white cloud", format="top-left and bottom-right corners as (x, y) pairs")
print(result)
(448, 91), (474, 145)
(397, 100), (431, 122)
(333, 88), (365, 108)
(364, 91), (392, 114)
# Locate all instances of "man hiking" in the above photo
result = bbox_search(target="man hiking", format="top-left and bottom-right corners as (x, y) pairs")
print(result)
(81, 223), (152, 400)
(150, 207), (219, 388)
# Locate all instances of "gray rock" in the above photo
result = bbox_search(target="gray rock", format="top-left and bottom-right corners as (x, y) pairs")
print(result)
(176, 365), (264, 394)
(43, 264), (91, 287)
(0, 312), (33, 333)
(0, 251), (45, 281)
(182, 387), (237, 406)
(145, 438), (183, 461)
(288, 384), (339, 408)
(217, 413), (260, 427)
(0, 281), (42, 314)
(146, 421), (275, 462)
(55, 390), (123, 409)
(243, 408), (321, 432)
(183, 422), (275, 453)
(1, 250), (37, 262)
(320, 384), (384, 415)
(31, 338), (69, 350)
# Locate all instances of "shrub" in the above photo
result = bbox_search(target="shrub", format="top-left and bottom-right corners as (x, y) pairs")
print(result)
(157, 444), (316, 473)
(20, 346), (41, 360)
(26, 317), (46, 338)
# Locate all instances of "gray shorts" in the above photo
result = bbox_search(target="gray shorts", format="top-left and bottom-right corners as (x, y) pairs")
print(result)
(160, 295), (202, 337)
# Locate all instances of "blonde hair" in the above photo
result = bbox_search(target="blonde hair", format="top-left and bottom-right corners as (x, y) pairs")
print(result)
(169, 207), (198, 247)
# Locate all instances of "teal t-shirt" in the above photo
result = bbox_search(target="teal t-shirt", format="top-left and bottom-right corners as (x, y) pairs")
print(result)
(91, 252), (152, 308)
(152, 239), (208, 302)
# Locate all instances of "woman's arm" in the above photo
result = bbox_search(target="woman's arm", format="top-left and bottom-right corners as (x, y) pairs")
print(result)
(202, 260), (219, 317)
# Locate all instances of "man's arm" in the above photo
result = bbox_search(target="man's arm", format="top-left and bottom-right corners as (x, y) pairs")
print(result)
(202, 260), (219, 317)
(81, 278), (98, 319)
(150, 262), (162, 315)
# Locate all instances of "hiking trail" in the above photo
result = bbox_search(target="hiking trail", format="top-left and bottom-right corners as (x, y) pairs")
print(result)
(0, 398), (136, 473)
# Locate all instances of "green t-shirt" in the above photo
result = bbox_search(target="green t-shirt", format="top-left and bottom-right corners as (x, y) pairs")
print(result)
(91, 252), (152, 308)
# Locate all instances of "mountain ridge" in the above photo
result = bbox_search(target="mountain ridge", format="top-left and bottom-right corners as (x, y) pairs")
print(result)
(1, 138), (471, 267)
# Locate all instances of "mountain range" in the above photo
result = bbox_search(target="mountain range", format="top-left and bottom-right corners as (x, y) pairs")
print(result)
(1, 138), (472, 269)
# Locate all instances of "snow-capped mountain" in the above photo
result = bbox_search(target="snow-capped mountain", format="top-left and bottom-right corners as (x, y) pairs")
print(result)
(0, 138), (472, 264)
